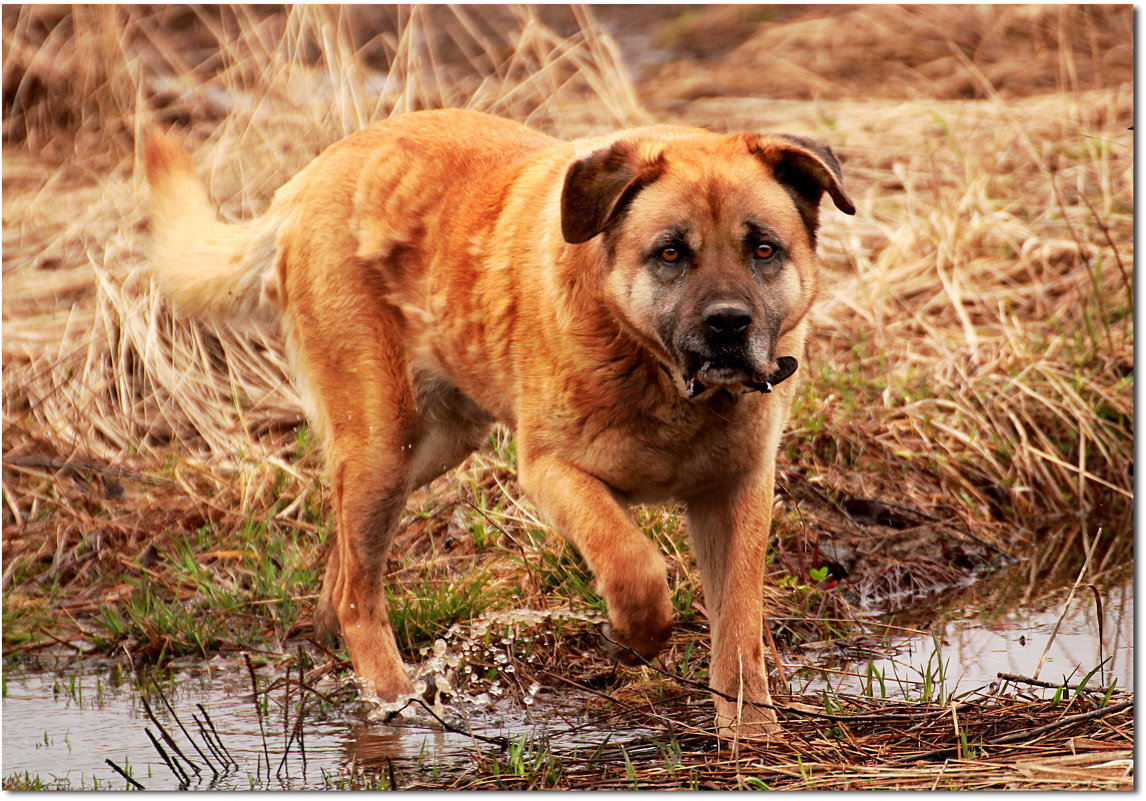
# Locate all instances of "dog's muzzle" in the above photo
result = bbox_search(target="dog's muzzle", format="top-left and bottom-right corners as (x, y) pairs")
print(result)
(686, 355), (799, 399)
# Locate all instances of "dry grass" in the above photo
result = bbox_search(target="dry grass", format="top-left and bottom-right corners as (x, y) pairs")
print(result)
(649, 4), (1133, 102)
(801, 84), (1132, 559)
(469, 690), (1134, 791)
(1, 3), (1133, 787)
(3, 2), (644, 576)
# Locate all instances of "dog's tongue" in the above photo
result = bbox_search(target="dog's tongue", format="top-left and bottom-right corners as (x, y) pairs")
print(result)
(686, 364), (711, 399)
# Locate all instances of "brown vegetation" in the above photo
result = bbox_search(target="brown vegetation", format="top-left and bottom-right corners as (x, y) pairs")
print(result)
(1, 4), (1133, 789)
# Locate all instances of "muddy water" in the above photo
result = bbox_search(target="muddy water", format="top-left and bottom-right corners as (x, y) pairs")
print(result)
(2, 608), (650, 790)
(0, 655), (623, 790)
(3, 576), (1133, 789)
(791, 572), (1134, 696)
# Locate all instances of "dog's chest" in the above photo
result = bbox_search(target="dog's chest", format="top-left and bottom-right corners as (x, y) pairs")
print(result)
(571, 402), (770, 503)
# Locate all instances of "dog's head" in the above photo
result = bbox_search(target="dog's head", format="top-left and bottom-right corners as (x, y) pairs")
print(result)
(561, 130), (854, 400)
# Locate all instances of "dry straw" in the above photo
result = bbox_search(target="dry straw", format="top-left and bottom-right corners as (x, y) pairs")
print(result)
(4, 4), (648, 526)
(1, 5), (1134, 786)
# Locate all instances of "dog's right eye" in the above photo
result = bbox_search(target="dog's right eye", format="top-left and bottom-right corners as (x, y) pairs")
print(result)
(658, 246), (682, 264)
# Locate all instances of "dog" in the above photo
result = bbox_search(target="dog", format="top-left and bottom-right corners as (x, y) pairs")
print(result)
(144, 109), (853, 738)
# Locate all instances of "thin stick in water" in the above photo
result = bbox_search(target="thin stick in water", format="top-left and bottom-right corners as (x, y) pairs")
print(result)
(192, 713), (228, 772)
(197, 703), (236, 768)
(296, 645), (308, 776)
(105, 758), (145, 791)
(244, 652), (272, 779)
(1033, 527), (1100, 680)
(148, 673), (215, 776)
(144, 727), (188, 787)
(138, 692), (198, 780)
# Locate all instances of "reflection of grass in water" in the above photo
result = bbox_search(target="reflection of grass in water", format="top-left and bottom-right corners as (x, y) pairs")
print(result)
(791, 562), (1131, 708)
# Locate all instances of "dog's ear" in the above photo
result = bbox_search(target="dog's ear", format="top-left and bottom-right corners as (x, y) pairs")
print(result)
(561, 140), (666, 244)
(746, 134), (855, 237)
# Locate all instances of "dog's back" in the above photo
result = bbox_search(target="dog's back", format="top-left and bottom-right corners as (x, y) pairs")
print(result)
(144, 110), (557, 330)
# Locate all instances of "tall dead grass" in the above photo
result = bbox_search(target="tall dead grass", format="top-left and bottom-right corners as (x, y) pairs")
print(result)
(814, 85), (1132, 546)
(3, 4), (646, 518)
(2, 4), (1133, 629)
(664, 5), (1134, 570)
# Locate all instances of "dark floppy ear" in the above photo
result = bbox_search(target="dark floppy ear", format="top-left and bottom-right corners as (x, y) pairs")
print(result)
(561, 140), (666, 244)
(746, 134), (855, 234)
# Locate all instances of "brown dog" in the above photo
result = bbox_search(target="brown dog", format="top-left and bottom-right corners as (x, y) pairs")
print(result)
(144, 109), (853, 737)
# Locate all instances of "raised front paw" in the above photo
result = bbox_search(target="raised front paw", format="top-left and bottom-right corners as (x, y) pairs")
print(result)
(600, 616), (674, 666)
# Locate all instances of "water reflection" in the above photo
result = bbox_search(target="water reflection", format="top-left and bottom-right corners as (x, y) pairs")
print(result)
(791, 575), (1133, 695)
(2, 574), (1133, 788)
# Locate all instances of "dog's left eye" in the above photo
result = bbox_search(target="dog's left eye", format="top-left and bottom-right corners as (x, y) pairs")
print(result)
(753, 242), (777, 261)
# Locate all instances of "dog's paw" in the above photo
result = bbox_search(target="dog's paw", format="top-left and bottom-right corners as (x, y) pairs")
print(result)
(715, 697), (781, 743)
(600, 621), (672, 666)
(311, 602), (343, 648)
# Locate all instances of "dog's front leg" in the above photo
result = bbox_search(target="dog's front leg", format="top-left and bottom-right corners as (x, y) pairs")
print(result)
(687, 474), (781, 739)
(517, 451), (675, 664)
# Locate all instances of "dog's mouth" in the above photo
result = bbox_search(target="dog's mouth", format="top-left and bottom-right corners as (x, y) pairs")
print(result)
(683, 355), (799, 400)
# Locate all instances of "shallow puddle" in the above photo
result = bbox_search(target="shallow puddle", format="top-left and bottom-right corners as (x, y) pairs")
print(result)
(2, 608), (651, 790)
(4, 661), (343, 790)
(3, 575), (1133, 789)
(0, 655), (615, 790)
(791, 573), (1133, 697)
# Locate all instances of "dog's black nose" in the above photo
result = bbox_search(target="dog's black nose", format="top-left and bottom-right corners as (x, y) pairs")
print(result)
(703, 303), (752, 336)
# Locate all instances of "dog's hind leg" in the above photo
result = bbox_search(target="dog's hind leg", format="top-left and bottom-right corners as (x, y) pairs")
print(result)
(289, 293), (420, 702)
(310, 375), (490, 654)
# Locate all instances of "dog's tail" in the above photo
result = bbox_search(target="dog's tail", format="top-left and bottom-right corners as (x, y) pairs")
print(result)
(144, 129), (281, 324)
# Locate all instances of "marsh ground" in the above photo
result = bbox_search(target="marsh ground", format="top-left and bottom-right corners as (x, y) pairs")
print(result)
(2, 4), (1133, 789)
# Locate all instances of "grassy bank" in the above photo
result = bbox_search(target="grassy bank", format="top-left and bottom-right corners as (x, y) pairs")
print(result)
(2, 4), (1133, 789)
